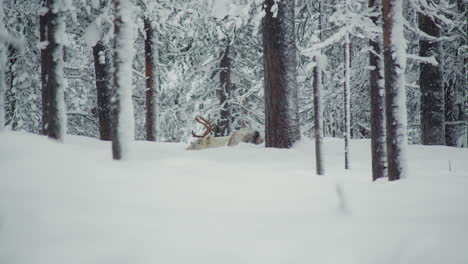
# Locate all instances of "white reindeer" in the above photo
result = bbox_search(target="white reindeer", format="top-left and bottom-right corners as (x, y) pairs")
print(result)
(186, 116), (264, 150)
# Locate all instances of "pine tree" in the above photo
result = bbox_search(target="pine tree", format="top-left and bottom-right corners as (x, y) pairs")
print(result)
(112, 0), (135, 160)
(0, 0), (6, 131)
(45, 0), (67, 141)
(93, 41), (112, 141)
(382, 0), (409, 181)
(218, 43), (231, 136)
(344, 31), (351, 169)
(144, 18), (159, 141)
(40, 4), (49, 135)
(369, 0), (387, 180)
(263, 0), (300, 148)
(313, 55), (324, 175)
(419, 0), (445, 145)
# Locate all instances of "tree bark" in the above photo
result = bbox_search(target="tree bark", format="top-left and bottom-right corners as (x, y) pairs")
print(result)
(383, 0), (409, 181)
(344, 32), (351, 170)
(46, 0), (66, 141)
(313, 56), (324, 175)
(93, 41), (112, 141)
(0, 31), (5, 131)
(218, 44), (231, 136)
(263, 0), (300, 148)
(144, 18), (158, 141)
(369, 0), (388, 181)
(444, 0), (466, 147)
(112, 0), (135, 160)
(419, 1), (445, 145)
(40, 6), (49, 135)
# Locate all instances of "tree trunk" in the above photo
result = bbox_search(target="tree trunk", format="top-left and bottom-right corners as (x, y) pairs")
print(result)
(383, 0), (409, 181)
(93, 41), (112, 141)
(344, 32), (351, 170)
(263, 0), (300, 148)
(313, 56), (324, 175)
(419, 1), (445, 145)
(144, 18), (158, 141)
(444, 0), (466, 147)
(369, 0), (388, 181)
(218, 44), (231, 136)
(0, 2), (5, 131)
(46, 0), (66, 141)
(112, 0), (135, 160)
(40, 7), (49, 135)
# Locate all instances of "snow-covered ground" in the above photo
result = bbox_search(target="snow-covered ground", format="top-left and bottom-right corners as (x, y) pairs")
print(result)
(1, 131), (467, 264)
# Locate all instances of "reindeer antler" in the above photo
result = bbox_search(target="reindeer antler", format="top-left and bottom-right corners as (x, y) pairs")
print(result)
(191, 116), (216, 138)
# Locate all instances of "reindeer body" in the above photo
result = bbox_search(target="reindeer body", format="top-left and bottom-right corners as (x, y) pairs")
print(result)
(186, 128), (264, 150)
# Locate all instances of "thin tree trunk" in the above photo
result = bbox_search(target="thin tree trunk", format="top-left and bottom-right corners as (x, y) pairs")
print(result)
(112, 0), (135, 160)
(313, 56), (324, 175)
(6, 46), (17, 129)
(93, 41), (112, 141)
(144, 18), (158, 141)
(419, 1), (445, 145)
(218, 44), (231, 136)
(369, 0), (388, 181)
(263, 0), (300, 148)
(444, 0), (466, 147)
(46, 0), (66, 141)
(344, 32), (351, 170)
(383, 0), (409, 181)
(0, 1), (5, 131)
(40, 6), (49, 135)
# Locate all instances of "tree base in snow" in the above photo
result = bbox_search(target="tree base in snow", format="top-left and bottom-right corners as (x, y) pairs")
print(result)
(445, 122), (467, 148)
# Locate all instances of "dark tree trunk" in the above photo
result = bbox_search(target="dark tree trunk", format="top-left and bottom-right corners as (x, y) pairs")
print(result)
(313, 56), (324, 175)
(419, 2), (445, 145)
(218, 44), (231, 137)
(383, 0), (409, 181)
(263, 0), (300, 148)
(444, 0), (467, 147)
(40, 8), (49, 135)
(6, 46), (17, 129)
(144, 18), (158, 141)
(344, 33), (351, 170)
(93, 41), (112, 141)
(0, 42), (5, 131)
(46, 0), (66, 141)
(369, 0), (388, 181)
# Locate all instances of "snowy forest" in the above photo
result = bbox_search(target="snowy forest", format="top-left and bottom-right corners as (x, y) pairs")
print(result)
(0, 0), (468, 263)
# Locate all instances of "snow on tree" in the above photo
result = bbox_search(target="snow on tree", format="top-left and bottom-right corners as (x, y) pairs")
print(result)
(383, 0), (409, 180)
(141, 0), (170, 142)
(440, 0), (467, 147)
(112, 0), (136, 160)
(313, 55), (325, 175)
(368, 0), (387, 180)
(263, 0), (300, 148)
(80, 0), (114, 141)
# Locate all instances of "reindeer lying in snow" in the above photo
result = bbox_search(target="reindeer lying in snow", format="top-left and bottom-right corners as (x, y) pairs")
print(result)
(186, 116), (264, 150)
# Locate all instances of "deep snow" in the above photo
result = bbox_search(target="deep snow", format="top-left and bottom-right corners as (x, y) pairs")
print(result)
(0, 131), (467, 264)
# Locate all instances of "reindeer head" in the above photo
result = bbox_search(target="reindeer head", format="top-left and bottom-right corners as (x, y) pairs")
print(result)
(186, 116), (218, 150)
